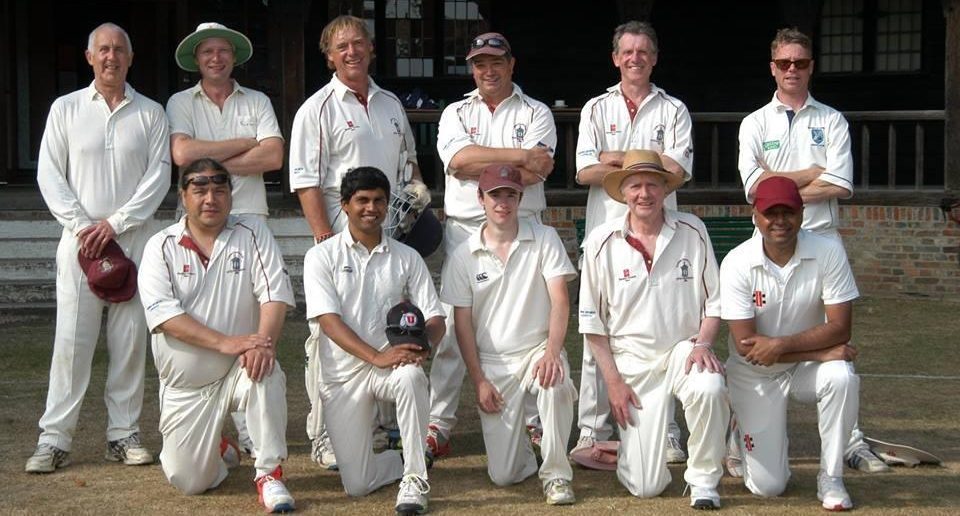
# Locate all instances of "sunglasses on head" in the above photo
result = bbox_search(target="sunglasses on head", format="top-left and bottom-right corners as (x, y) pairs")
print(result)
(471, 37), (508, 51)
(772, 58), (812, 71)
(183, 173), (230, 188)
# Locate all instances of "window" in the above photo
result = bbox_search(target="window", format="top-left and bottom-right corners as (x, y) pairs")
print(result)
(818, 0), (922, 73)
(443, 1), (487, 75)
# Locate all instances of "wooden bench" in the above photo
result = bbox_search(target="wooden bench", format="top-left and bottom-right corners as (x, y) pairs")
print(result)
(701, 216), (754, 263)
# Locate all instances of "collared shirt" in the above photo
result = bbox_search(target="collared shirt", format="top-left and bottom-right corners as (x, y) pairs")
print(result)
(37, 82), (170, 236)
(166, 80), (284, 216)
(436, 84), (557, 223)
(720, 230), (859, 374)
(576, 83), (694, 237)
(738, 93), (854, 233)
(303, 229), (444, 383)
(289, 75), (418, 233)
(139, 215), (295, 389)
(578, 209), (721, 362)
(441, 220), (576, 362)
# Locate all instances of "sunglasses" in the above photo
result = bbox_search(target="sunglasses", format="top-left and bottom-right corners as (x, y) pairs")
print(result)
(183, 173), (230, 188)
(387, 326), (424, 336)
(470, 37), (508, 51)
(772, 58), (812, 71)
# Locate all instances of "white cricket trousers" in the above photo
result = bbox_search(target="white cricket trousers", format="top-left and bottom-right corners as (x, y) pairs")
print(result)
(726, 359), (859, 497)
(37, 227), (151, 451)
(158, 361), (288, 495)
(321, 363), (430, 496)
(614, 340), (729, 497)
(478, 347), (577, 487)
(303, 321), (326, 441)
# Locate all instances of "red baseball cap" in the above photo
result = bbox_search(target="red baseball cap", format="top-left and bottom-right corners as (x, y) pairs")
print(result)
(479, 164), (523, 193)
(466, 32), (511, 61)
(753, 176), (803, 213)
(77, 239), (138, 303)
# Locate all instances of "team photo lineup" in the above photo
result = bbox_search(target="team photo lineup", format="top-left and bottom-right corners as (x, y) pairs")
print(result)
(25, 13), (945, 515)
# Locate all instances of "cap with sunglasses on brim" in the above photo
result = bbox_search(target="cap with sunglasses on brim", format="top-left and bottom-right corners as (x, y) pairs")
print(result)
(466, 32), (511, 61)
(386, 301), (430, 352)
(180, 171), (232, 190)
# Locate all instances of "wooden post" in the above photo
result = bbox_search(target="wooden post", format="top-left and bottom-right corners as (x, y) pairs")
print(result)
(945, 0), (960, 192)
(278, 0), (306, 195)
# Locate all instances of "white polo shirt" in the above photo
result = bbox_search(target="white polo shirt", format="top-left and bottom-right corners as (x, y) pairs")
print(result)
(289, 75), (418, 233)
(576, 83), (693, 236)
(166, 81), (284, 216)
(738, 93), (854, 233)
(578, 210), (721, 362)
(303, 230), (444, 383)
(436, 84), (557, 224)
(720, 230), (859, 374)
(440, 221), (576, 363)
(37, 82), (170, 236)
(139, 215), (295, 389)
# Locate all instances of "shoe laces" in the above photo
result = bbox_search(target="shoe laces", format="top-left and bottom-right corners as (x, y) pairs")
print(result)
(576, 435), (595, 448)
(544, 478), (571, 495)
(667, 434), (683, 449)
(399, 475), (430, 497)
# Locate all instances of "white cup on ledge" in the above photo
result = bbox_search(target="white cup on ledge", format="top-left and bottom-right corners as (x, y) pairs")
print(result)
(553, 99), (567, 108)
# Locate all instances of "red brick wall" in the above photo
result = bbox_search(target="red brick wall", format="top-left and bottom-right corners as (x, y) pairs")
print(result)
(539, 205), (960, 300)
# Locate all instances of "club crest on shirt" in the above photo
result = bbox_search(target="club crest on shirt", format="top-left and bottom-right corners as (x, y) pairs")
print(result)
(744, 433), (755, 451)
(676, 258), (692, 282)
(810, 127), (825, 146)
(652, 124), (665, 146)
(475, 272), (489, 283)
(227, 252), (245, 274)
(618, 268), (636, 282)
(390, 117), (402, 136)
(512, 123), (527, 145)
(177, 263), (194, 278)
(345, 120), (357, 131)
(606, 123), (620, 135)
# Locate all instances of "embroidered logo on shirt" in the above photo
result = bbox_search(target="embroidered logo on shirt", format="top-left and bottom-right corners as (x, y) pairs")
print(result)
(177, 264), (194, 278)
(345, 120), (357, 131)
(342, 265), (354, 273)
(810, 127), (825, 146)
(227, 252), (244, 274)
(652, 124), (665, 146)
(762, 140), (780, 151)
(476, 272), (489, 283)
(512, 123), (527, 145)
(618, 268), (636, 281)
(744, 433), (755, 451)
(753, 290), (766, 308)
(676, 258), (692, 282)
(606, 123), (619, 135)
(390, 117), (402, 136)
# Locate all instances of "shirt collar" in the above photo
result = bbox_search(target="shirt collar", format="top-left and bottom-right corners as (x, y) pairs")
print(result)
(338, 227), (391, 254)
(770, 91), (822, 113)
(87, 81), (135, 102)
(331, 74), (382, 101)
(190, 79), (246, 98)
(746, 229), (818, 268)
(464, 83), (523, 103)
(468, 219), (534, 253)
(608, 82), (664, 98)
(618, 207), (677, 236)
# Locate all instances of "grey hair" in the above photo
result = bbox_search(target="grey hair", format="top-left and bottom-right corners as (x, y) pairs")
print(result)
(612, 20), (658, 54)
(87, 22), (133, 53)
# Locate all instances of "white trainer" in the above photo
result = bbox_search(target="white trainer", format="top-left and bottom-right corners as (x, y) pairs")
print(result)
(817, 471), (853, 511)
(666, 434), (687, 464)
(105, 433), (153, 465)
(25, 443), (71, 473)
(395, 474), (430, 514)
(256, 466), (295, 513)
(544, 478), (576, 505)
(568, 434), (596, 457)
(310, 431), (337, 471)
(689, 485), (721, 510)
(846, 447), (890, 473)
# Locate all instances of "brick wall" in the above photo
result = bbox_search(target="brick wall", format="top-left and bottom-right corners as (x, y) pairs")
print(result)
(539, 204), (960, 300)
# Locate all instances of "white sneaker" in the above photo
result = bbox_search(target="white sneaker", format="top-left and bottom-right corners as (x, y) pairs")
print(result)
(568, 434), (596, 457)
(105, 433), (153, 465)
(689, 485), (721, 510)
(666, 433), (687, 464)
(256, 466), (295, 513)
(395, 474), (430, 514)
(311, 431), (337, 471)
(544, 478), (576, 505)
(817, 471), (853, 511)
(846, 447), (890, 473)
(25, 443), (71, 473)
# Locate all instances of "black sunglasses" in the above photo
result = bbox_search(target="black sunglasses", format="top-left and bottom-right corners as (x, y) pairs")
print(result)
(471, 37), (508, 51)
(183, 173), (230, 189)
(772, 58), (812, 71)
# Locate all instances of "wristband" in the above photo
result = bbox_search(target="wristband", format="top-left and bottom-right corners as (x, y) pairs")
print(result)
(693, 342), (713, 350)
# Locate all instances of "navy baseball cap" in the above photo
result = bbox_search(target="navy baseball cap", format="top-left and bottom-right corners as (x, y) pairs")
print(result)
(386, 301), (430, 352)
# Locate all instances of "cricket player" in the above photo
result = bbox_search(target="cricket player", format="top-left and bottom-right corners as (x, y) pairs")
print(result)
(579, 149), (728, 509)
(721, 176), (861, 511)
(442, 164), (578, 505)
(303, 167), (443, 514)
(29, 22), (169, 473)
(138, 158), (295, 512)
(429, 30), (557, 457)
(572, 20), (694, 462)
(290, 15), (430, 468)
(736, 27), (887, 474)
